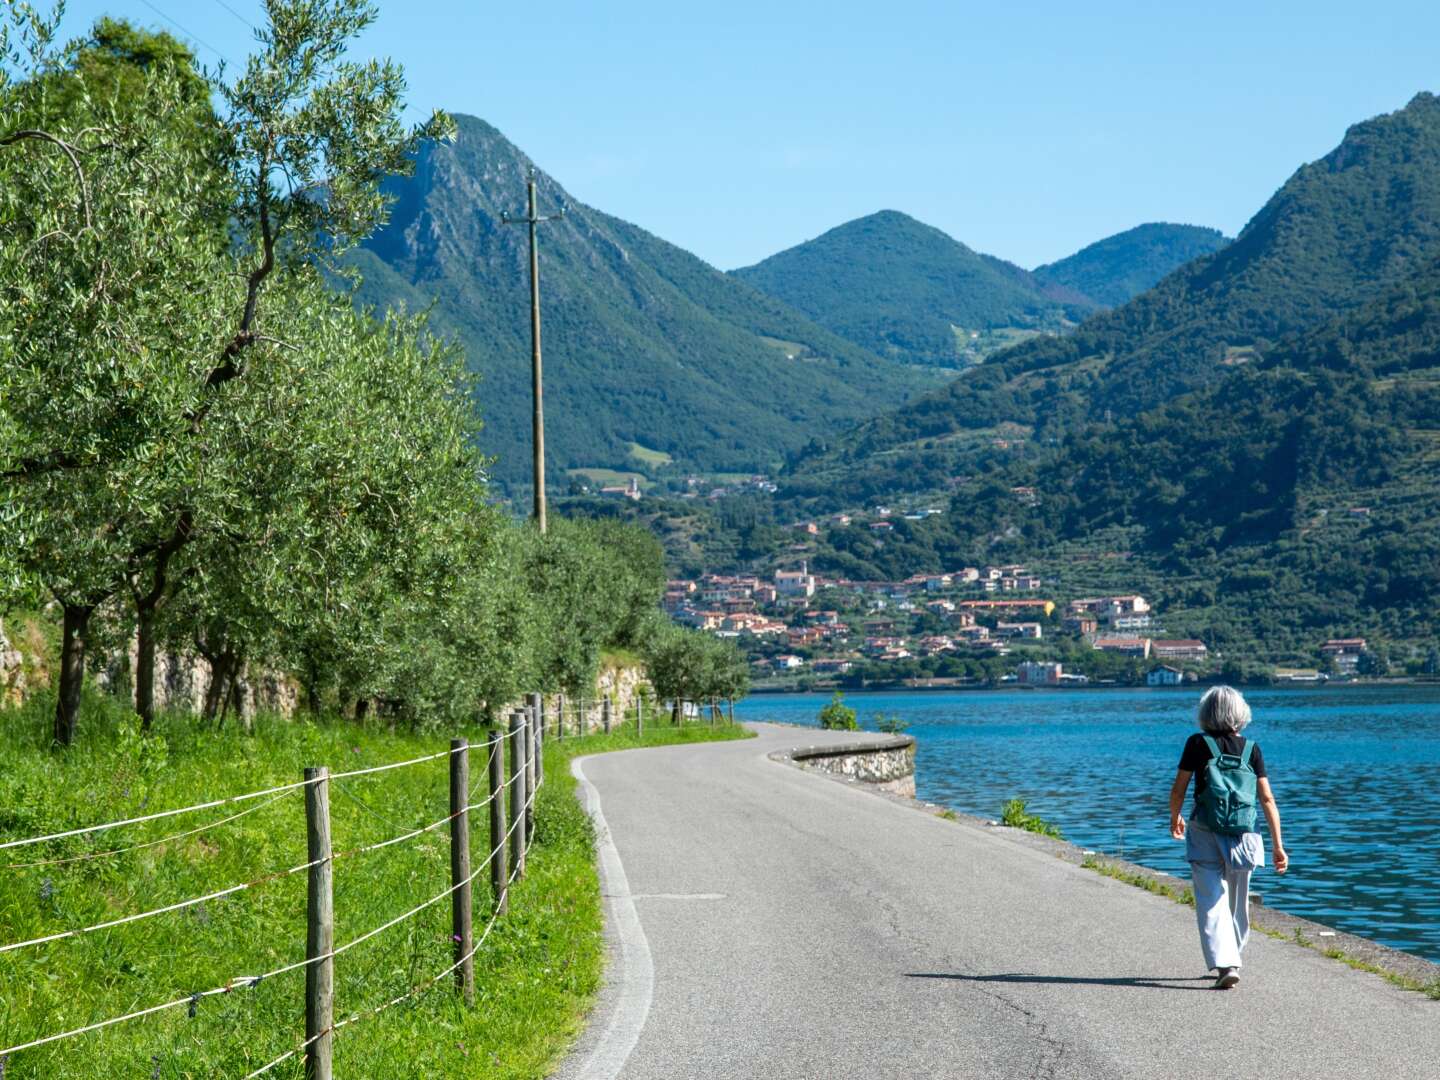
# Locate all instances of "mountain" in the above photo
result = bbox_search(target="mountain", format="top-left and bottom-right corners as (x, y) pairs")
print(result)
(1033, 223), (1230, 308)
(787, 92), (1440, 501)
(925, 257), (1440, 657)
(346, 116), (941, 488)
(730, 210), (1096, 369)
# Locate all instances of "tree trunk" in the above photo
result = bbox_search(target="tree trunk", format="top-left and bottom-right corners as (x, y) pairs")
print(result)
(672, 699), (681, 726)
(230, 663), (250, 735)
(355, 698), (369, 724)
(135, 604), (157, 730)
(202, 655), (226, 722)
(131, 512), (191, 731)
(54, 603), (93, 746)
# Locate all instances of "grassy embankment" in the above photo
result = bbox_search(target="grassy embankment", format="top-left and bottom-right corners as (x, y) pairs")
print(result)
(0, 691), (747, 1078)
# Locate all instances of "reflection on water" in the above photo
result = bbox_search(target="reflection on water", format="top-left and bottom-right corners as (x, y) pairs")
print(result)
(736, 686), (1440, 963)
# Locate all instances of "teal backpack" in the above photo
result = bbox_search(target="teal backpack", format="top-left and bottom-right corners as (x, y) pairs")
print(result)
(1197, 736), (1258, 835)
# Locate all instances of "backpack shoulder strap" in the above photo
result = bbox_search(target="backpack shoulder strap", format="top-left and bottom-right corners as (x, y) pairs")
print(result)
(1240, 740), (1256, 766)
(1201, 735), (1221, 759)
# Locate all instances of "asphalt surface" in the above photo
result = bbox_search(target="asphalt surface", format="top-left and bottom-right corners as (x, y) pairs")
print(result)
(556, 723), (1439, 1080)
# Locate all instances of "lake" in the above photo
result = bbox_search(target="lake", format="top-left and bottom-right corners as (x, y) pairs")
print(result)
(734, 685), (1440, 964)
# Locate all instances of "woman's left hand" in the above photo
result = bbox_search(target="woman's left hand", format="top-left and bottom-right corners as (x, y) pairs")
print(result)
(1170, 815), (1186, 840)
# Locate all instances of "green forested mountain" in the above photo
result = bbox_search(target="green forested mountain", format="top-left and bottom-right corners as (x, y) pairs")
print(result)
(666, 260), (1439, 659)
(1033, 222), (1230, 307)
(927, 258), (1440, 657)
(788, 92), (1440, 501)
(730, 210), (1096, 368)
(347, 116), (940, 487)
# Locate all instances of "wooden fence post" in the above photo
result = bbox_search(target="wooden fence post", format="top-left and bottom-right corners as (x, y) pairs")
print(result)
(523, 705), (536, 844)
(304, 767), (334, 1080)
(728, 697), (735, 724)
(449, 738), (474, 1005)
(637, 694), (644, 738)
(602, 694), (612, 734)
(556, 693), (566, 738)
(530, 694), (544, 790)
(509, 710), (527, 880)
(488, 731), (507, 915)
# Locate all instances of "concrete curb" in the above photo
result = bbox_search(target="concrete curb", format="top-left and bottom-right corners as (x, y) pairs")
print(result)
(772, 733), (915, 763)
(763, 724), (1440, 995)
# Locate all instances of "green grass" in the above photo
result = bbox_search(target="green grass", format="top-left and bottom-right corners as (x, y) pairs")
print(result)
(625, 443), (673, 467)
(1080, 856), (1195, 906)
(566, 468), (647, 489)
(999, 798), (1064, 840)
(0, 690), (748, 1078)
(1253, 927), (1440, 1001)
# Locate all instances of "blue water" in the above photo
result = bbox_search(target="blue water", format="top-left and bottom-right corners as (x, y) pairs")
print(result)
(736, 686), (1440, 963)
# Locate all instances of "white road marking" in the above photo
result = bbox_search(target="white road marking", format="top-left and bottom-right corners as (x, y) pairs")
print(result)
(570, 756), (655, 1080)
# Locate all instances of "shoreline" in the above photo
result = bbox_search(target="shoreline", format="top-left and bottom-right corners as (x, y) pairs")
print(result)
(747, 676), (1434, 696)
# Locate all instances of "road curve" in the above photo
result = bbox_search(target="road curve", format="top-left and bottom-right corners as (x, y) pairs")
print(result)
(556, 722), (1439, 1080)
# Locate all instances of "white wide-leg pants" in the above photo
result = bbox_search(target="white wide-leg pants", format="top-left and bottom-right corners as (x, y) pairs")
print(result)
(1186, 820), (1260, 970)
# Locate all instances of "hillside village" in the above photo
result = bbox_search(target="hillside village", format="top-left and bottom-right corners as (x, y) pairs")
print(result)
(664, 561), (1381, 690)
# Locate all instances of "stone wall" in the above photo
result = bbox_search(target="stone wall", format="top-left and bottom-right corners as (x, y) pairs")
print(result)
(531, 663), (652, 736)
(93, 642), (299, 722)
(0, 618), (25, 708)
(788, 735), (917, 797)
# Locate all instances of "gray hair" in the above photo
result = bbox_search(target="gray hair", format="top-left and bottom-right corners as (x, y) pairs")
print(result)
(1197, 685), (1251, 734)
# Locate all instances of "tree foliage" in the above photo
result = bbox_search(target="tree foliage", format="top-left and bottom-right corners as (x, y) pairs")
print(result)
(0, 4), (689, 743)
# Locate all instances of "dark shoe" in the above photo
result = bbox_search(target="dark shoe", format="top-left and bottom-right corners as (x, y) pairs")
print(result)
(1213, 967), (1240, 989)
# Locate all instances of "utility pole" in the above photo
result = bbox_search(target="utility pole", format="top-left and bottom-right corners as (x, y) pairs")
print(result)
(503, 167), (564, 532)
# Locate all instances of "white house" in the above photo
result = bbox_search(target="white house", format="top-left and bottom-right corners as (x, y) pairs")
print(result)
(774, 561), (816, 599)
(1017, 661), (1063, 686)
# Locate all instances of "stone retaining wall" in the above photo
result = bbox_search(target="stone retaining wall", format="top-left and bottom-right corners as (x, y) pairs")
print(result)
(528, 663), (652, 736)
(783, 735), (917, 797)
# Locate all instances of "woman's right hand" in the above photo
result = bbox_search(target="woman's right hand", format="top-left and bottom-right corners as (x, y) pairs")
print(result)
(1170, 815), (1186, 840)
(1273, 845), (1289, 874)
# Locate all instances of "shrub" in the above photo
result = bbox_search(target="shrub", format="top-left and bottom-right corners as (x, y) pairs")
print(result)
(818, 691), (858, 731)
(1000, 797), (1063, 839)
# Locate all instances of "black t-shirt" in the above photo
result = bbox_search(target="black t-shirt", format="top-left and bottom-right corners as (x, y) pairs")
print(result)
(1178, 732), (1267, 814)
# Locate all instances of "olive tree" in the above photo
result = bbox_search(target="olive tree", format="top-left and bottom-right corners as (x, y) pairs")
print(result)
(1, 2), (451, 742)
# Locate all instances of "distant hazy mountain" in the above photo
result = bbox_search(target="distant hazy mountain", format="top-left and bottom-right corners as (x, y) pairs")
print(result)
(1033, 223), (1230, 307)
(346, 116), (938, 486)
(791, 91), (1440, 489)
(731, 210), (1096, 368)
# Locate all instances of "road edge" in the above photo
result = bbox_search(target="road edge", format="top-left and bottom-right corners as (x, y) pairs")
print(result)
(553, 755), (655, 1080)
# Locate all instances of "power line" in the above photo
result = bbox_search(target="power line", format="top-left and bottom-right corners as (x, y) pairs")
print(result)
(208, 0), (257, 31)
(136, 0), (231, 64)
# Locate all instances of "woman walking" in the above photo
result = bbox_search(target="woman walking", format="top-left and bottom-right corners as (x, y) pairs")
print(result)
(1168, 685), (1288, 989)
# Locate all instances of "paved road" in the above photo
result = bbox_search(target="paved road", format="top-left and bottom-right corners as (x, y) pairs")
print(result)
(556, 723), (1439, 1080)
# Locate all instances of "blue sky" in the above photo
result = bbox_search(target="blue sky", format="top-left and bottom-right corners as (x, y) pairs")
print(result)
(54, 0), (1440, 270)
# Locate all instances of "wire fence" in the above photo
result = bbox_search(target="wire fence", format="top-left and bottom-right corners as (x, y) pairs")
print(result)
(0, 705), (547, 1079)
